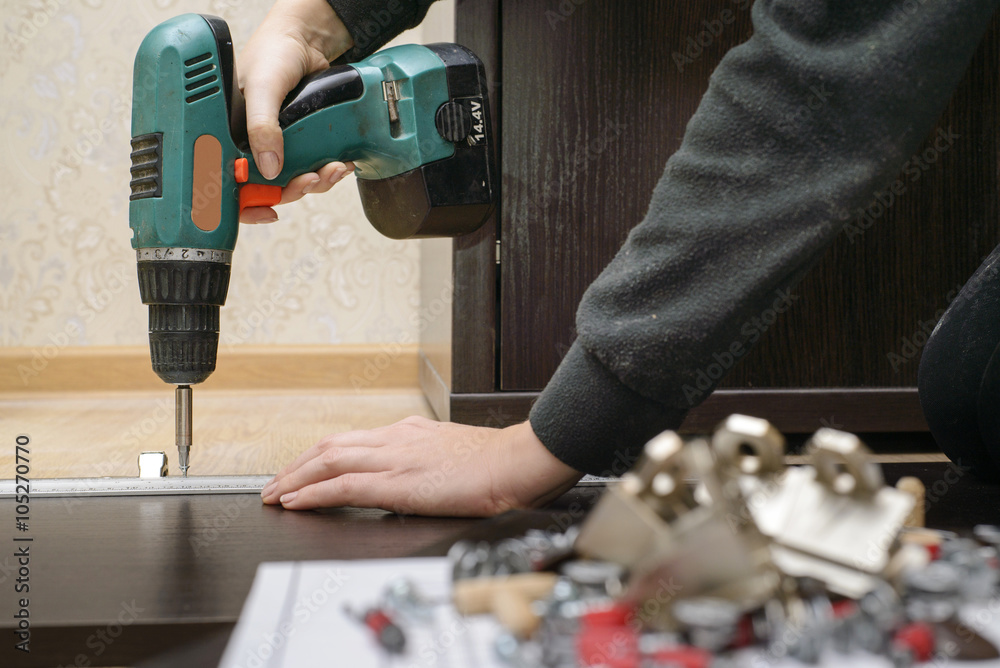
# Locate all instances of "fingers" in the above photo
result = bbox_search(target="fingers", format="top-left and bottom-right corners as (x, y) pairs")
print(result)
(279, 162), (354, 204)
(240, 206), (279, 224)
(268, 428), (387, 487)
(262, 444), (389, 505)
(238, 161), (356, 224)
(277, 473), (395, 511)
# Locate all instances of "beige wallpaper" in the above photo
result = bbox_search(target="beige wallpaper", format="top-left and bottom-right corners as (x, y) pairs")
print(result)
(0, 0), (454, 348)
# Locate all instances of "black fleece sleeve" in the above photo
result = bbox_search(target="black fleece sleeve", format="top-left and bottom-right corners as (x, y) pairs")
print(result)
(529, 0), (1000, 476)
(326, 0), (439, 61)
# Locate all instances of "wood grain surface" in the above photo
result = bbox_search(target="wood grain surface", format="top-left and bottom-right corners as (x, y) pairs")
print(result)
(450, 0), (502, 395)
(0, 390), (434, 479)
(499, 1), (756, 390)
(484, 1), (1000, 394)
(0, 495), (482, 667)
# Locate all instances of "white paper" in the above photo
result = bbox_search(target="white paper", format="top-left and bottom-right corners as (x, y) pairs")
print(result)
(221, 557), (1000, 668)
(219, 558), (508, 668)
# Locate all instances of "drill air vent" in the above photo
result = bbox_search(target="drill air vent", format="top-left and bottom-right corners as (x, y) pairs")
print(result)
(184, 52), (220, 103)
(129, 132), (162, 200)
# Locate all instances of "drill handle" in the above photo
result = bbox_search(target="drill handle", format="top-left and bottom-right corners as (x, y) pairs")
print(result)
(277, 65), (364, 130)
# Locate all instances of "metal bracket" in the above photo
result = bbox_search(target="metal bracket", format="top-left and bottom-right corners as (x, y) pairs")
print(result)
(138, 451), (169, 478)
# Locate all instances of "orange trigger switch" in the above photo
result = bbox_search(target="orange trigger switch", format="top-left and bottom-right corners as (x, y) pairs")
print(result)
(239, 184), (282, 214)
(234, 158), (248, 183)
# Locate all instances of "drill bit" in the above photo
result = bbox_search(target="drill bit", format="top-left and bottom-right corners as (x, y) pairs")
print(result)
(175, 385), (192, 477)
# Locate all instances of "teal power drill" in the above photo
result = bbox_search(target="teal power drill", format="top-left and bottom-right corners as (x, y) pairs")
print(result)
(129, 14), (494, 475)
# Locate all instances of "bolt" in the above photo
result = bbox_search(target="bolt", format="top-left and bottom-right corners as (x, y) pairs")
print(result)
(383, 577), (433, 624)
(560, 560), (626, 599)
(673, 597), (741, 652)
(974, 524), (1000, 547)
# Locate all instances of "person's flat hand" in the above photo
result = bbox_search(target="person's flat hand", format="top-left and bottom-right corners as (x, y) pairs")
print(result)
(260, 417), (582, 517)
(237, 0), (356, 224)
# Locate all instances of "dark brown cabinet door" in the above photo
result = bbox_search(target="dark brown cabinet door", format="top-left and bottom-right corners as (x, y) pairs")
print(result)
(499, 1), (755, 390)
(439, 1), (1000, 433)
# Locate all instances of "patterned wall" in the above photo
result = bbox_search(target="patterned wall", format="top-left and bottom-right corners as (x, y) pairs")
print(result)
(0, 0), (453, 348)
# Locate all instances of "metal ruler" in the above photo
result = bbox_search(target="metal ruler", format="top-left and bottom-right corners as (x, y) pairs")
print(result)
(0, 475), (271, 498)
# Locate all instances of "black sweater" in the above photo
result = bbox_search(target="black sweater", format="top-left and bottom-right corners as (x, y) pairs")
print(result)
(329, 0), (1000, 475)
(327, 0), (438, 62)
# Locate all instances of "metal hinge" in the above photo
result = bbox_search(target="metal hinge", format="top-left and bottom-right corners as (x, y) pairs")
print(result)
(496, 239), (501, 265)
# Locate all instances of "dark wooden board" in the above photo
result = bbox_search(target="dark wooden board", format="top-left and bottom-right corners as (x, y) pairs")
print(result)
(450, 387), (928, 434)
(499, 1), (753, 390)
(0, 487), (601, 667)
(0, 495), (476, 626)
(0, 494), (479, 666)
(452, 0), (501, 394)
(494, 1), (1000, 393)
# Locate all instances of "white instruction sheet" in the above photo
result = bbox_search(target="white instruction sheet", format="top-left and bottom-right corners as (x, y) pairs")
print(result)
(218, 557), (507, 668)
(220, 557), (1000, 668)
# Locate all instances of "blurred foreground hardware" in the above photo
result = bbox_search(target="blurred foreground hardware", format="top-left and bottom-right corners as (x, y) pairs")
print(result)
(343, 604), (407, 654)
(577, 416), (919, 607)
(427, 415), (1000, 667)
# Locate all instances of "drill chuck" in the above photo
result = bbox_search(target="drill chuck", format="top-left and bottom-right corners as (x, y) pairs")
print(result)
(136, 248), (232, 386)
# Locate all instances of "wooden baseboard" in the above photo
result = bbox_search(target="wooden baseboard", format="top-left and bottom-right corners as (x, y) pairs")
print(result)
(418, 349), (451, 422)
(0, 344), (419, 393)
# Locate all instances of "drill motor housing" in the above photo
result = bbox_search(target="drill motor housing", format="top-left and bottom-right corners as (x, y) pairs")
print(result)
(129, 14), (494, 386)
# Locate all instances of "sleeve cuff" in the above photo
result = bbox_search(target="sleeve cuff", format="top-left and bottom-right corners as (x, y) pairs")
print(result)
(528, 342), (688, 476)
(326, 0), (423, 62)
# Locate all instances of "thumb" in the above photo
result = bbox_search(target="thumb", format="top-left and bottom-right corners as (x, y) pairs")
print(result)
(242, 61), (298, 180)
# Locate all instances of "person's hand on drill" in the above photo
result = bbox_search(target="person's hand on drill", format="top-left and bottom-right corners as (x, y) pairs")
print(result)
(243, 0), (582, 515)
(238, 0), (356, 224)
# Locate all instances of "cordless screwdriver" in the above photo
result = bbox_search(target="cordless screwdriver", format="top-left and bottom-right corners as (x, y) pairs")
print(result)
(129, 14), (494, 474)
